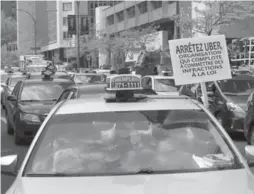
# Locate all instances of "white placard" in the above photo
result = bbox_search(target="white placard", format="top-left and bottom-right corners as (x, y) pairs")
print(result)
(169, 35), (232, 85)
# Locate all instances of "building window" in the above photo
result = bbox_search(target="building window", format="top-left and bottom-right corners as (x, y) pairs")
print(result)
(107, 15), (114, 25)
(151, 1), (162, 9)
(168, 1), (175, 4)
(63, 2), (72, 11)
(63, 17), (67, 26)
(138, 1), (147, 14)
(127, 6), (135, 18)
(63, 31), (70, 39)
(116, 11), (124, 22)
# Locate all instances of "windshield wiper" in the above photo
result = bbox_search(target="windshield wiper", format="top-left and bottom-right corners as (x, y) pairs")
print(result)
(20, 100), (41, 102)
(135, 168), (154, 174)
(25, 172), (77, 177)
(42, 99), (58, 101)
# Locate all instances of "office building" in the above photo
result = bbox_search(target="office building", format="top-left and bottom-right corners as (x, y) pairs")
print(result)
(95, 1), (190, 67)
(1, 0), (16, 18)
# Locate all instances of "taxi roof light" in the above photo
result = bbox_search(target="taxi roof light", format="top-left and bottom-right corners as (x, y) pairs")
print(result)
(105, 74), (146, 102)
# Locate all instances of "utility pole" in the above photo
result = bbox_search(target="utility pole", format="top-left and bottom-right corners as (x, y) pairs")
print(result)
(76, 0), (80, 72)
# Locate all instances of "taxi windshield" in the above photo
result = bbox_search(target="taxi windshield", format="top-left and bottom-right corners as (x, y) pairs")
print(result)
(74, 74), (106, 84)
(154, 79), (179, 92)
(10, 77), (26, 87)
(24, 109), (241, 176)
(219, 79), (254, 95)
(20, 82), (72, 102)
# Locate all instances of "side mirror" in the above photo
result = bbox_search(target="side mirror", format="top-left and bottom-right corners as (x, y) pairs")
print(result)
(1, 155), (18, 176)
(7, 95), (17, 102)
(245, 145), (254, 167)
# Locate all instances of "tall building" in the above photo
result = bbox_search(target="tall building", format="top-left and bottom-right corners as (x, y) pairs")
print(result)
(17, 1), (49, 55)
(95, 1), (188, 67)
(1, 0), (16, 18)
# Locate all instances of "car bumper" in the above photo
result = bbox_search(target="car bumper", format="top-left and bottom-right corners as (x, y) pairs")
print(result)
(16, 121), (42, 141)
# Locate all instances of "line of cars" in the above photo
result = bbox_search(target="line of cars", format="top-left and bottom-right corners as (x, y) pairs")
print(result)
(1, 73), (254, 194)
(1, 69), (108, 145)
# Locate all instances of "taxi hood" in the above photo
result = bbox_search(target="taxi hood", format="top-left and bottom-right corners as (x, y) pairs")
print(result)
(19, 101), (55, 115)
(11, 169), (254, 194)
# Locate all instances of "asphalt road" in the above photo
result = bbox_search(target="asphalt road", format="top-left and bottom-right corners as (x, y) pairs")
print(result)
(1, 109), (254, 194)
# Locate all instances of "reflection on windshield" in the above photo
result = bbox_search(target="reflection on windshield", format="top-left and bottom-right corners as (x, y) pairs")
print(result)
(154, 79), (178, 92)
(20, 83), (70, 101)
(74, 75), (106, 84)
(220, 79), (254, 95)
(24, 110), (238, 176)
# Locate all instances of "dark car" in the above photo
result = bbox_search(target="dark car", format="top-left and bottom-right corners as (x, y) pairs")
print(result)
(182, 75), (254, 133)
(244, 92), (254, 145)
(5, 77), (74, 145)
(2, 74), (27, 109)
(26, 71), (72, 80)
(56, 84), (107, 104)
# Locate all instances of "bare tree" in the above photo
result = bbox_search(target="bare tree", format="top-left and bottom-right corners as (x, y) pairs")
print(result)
(173, 1), (254, 37)
(1, 10), (17, 46)
(1, 45), (19, 68)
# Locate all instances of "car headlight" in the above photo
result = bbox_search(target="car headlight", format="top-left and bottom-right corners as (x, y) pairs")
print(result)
(20, 113), (40, 123)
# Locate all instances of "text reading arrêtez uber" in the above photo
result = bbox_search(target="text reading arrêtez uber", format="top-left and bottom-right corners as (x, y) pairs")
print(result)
(176, 41), (222, 54)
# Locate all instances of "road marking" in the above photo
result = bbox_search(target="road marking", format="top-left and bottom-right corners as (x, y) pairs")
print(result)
(1, 117), (7, 124)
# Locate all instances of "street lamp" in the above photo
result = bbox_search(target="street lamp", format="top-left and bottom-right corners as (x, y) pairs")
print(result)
(17, 9), (57, 55)
(76, 0), (80, 72)
(17, 9), (37, 54)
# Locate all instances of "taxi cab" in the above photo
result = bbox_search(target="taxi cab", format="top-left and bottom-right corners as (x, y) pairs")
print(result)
(141, 75), (180, 95)
(1, 74), (254, 194)
(4, 66), (74, 145)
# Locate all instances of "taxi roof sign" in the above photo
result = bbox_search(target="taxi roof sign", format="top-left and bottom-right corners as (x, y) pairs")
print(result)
(106, 74), (143, 91)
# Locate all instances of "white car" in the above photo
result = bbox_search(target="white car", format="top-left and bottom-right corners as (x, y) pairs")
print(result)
(141, 75), (180, 95)
(1, 74), (254, 194)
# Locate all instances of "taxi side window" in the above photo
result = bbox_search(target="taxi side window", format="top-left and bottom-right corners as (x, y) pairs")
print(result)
(12, 81), (21, 97)
(142, 77), (152, 89)
(58, 90), (72, 102)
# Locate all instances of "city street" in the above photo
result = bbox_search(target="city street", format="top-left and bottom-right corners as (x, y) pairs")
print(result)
(1, 108), (254, 194)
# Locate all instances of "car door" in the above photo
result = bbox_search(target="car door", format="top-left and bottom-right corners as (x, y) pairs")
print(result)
(7, 82), (21, 127)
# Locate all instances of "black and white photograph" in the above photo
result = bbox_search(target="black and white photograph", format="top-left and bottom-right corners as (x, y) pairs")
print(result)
(1, 1), (254, 194)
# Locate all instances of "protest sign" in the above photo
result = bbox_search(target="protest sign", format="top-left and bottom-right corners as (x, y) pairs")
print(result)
(169, 35), (232, 86)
